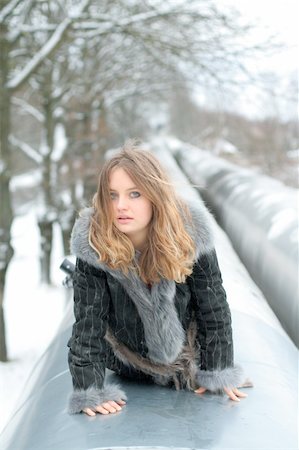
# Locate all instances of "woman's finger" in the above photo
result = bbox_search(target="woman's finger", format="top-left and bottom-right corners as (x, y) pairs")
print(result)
(224, 387), (241, 402)
(83, 400), (126, 416)
(117, 399), (126, 405)
(194, 387), (207, 394)
(228, 391), (240, 402)
(83, 407), (96, 416)
(107, 400), (122, 411)
(101, 401), (117, 413)
(233, 388), (248, 398)
(95, 405), (109, 415)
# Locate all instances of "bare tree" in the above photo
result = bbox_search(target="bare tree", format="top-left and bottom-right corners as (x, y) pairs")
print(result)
(0, 0), (90, 361)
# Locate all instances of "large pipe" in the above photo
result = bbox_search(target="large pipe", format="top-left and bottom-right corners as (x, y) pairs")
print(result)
(163, 137), (299, 347)
(1, 144), (297, 449)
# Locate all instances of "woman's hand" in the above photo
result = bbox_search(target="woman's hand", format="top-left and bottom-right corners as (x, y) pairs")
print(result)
(194, 386), (248, 402)
(83, 399), (126, 416)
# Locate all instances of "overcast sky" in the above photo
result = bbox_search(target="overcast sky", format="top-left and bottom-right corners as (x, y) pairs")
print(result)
(225, 0), (298, 75)
(193, 0), (298, 119)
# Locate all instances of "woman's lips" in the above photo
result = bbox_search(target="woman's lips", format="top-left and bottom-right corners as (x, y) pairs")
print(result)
(117, 217), (133, 224)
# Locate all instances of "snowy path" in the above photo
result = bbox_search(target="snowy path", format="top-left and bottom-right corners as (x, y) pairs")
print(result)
(0, 211), (66, 434)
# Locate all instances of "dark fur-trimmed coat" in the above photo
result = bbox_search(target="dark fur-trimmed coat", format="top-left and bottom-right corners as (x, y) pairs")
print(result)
(67, 202), (244, 414)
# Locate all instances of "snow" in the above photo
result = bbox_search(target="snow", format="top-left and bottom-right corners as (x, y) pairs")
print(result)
(6, 17), (71, 91)
(10, 170), (41, 191)
(287, 149), (299, 159)
(268, 208), (299, 240)
(213, 138), (239, 155)
(51, 123), (67, 162)
(11, 97), (45, 123)
(0, 160), (6, 174)
(9, 135), (42, 164)
(0, 0), (20, 24)
(0, 210), (66, 434)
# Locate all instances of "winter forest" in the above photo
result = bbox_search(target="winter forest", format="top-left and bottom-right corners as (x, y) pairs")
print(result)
(0, 0), (298, 436)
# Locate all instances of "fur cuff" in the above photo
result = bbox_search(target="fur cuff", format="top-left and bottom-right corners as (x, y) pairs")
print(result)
(196, 365), (244, 392)
(68, 383), (127, 414)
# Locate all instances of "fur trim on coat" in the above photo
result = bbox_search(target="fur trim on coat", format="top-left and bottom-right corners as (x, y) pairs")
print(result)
(196, 366), (245, 392)
(105, 321), (199, 391)
(105, 324), (247, 393)
(68, 383), (127, 414)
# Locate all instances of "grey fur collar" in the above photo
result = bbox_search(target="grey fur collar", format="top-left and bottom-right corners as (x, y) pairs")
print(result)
(70, 200), (214, 365)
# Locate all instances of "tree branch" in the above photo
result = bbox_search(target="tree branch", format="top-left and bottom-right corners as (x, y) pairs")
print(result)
(0, 0), (24, 24)
(9, 135), (42, 163)
(11, 96), (45, 122)
(6, 0), (90, 92)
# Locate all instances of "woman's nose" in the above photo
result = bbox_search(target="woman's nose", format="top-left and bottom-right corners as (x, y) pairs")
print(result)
(116, 195), (128, 210)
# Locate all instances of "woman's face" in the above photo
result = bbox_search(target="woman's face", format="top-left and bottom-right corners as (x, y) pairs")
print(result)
(109, 167), (153, 250)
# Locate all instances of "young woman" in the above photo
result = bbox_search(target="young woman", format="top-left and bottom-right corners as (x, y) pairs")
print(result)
(67, 140), (249, 416)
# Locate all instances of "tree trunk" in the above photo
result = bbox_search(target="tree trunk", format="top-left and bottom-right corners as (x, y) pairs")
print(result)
(37, 217), (54, 284)
(57, 127), (80, 257)
(0, 269), (9, 362)
(59, 208), (77, 255)
(0, 23), (14, 361)
(38, 80), (56, 284)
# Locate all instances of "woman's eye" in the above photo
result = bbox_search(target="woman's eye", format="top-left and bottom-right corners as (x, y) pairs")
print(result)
(110, 192), (117, 200)
(130, 191), (140, 198)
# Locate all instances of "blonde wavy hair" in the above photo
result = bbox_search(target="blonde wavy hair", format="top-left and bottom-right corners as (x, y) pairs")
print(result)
(89, 139), (196, 284)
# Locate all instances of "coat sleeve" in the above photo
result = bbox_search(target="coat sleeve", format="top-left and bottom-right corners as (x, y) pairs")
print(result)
(187, 248), (244, 392)
(67, 258), (127, 414)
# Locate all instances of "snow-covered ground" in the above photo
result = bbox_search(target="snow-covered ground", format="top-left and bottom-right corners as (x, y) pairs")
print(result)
(0, 211), (66, 434)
